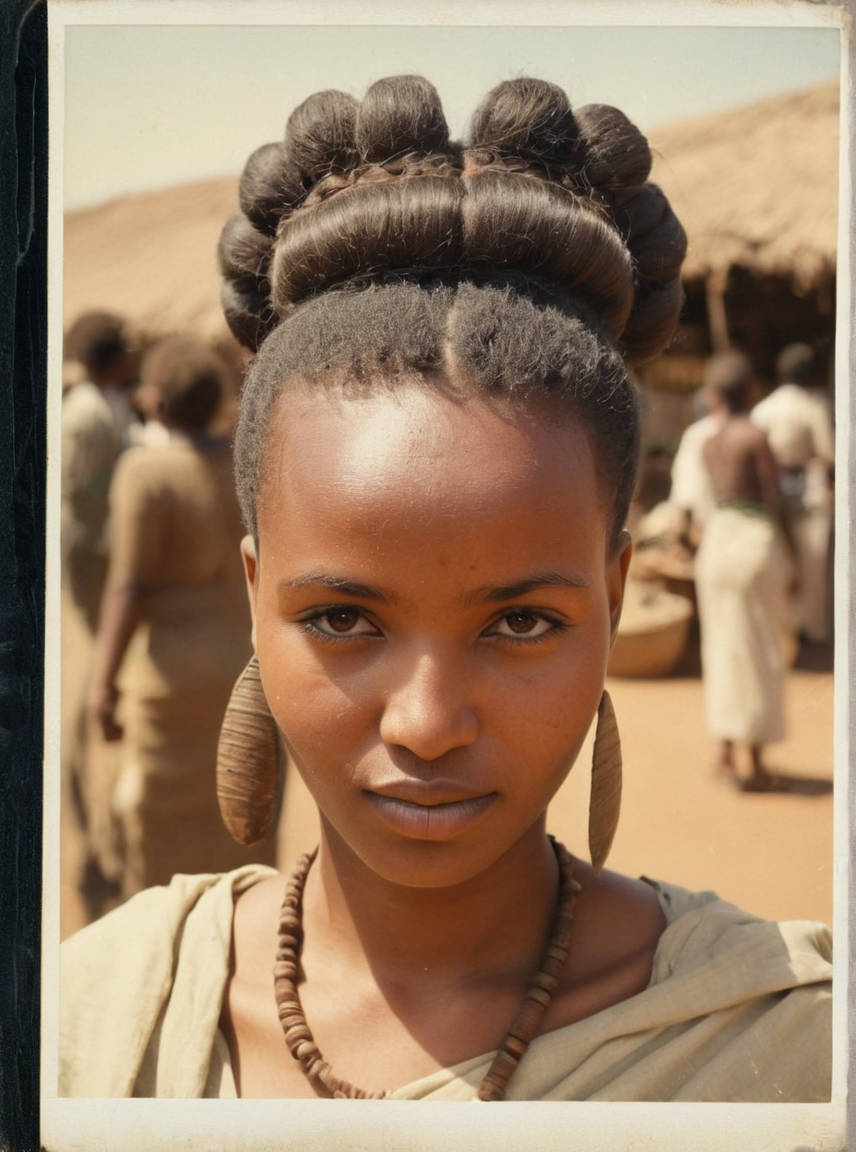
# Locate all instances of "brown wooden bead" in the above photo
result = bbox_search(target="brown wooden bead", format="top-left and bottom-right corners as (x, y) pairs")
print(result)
(478, 1077), (505, 1101)
(492, 1048), (521, 1076)
(527, 987), (552, 1009)
(532, 971), (559, 993)
(513, 1000), (544, 1037)
(500, 1034), (529, 1058)
(285, 1024), (313, 1045)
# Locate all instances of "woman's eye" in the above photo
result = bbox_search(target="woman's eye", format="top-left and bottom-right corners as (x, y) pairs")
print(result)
(491, 612), (555, 639)
(305, 608), (378, 637)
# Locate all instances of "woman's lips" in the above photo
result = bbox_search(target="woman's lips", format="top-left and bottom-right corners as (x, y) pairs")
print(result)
(363, 790), (497, 840)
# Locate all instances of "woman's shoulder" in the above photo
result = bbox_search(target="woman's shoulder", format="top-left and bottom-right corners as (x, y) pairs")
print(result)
(60, 865), (277, 1097)
(563, 867), (830, 1032)
(539, 876), (832, 1102)
(642, 877), (832, 989)
(570, 866), (666, 976)
(110, 443), (171, 501)
(64, 865), (273, 951)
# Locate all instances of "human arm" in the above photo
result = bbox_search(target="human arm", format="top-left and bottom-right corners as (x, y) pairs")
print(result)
(87, 450), (167, 740)
(670, 419), (716, 550)
(61, 389), (120, 552)
(88, 580), (145, 741)
(754, 431), (799, 587)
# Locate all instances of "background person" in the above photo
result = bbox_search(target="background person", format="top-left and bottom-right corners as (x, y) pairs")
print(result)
(695, 351), (797, 790)
(752, 342), (834, 643)
(61, 310), (141, 917)
(669, 371), (727, 551)
(87, 334), (277, 896)
(61, 310), (140, 632)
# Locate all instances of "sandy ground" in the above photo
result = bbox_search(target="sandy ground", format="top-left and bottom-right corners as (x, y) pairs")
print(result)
(58, 584), (834, 941)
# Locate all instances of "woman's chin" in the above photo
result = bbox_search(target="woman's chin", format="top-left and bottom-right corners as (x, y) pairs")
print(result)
(320, 808), (545, 892)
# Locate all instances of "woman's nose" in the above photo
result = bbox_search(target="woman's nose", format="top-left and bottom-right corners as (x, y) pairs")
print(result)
(378, 650), (478, 761)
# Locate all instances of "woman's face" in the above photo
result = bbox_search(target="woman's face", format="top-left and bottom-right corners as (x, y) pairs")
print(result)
(246, 381), (629, 888)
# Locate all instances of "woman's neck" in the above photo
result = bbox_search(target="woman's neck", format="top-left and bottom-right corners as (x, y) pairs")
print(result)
(302, 819), (560, 993)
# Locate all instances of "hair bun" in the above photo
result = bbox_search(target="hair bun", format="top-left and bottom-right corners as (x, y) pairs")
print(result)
(219, 278), (277, 354)
(238, 143), (304, 237)
(356, 75), (451, 162)
(222, 76), (686, 365)
(462, 170), (633, 339)
(285, 89), (359, 182)
(575, 104), (651, 196)
(619, 185), (687, 280)
(620, 278), (684, 364)
(217, 212), (271, 295)
(469, 78), (581, 170)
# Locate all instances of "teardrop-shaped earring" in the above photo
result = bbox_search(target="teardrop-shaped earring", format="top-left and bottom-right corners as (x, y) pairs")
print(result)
(588, 690), (622, 871)
(217, 654), (282, 845)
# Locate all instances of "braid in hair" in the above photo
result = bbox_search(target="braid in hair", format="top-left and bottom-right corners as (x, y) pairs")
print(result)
(220, 76), (688, 550)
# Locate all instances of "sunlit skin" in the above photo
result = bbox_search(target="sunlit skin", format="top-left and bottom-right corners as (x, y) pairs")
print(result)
(222, 380), (666, 1097)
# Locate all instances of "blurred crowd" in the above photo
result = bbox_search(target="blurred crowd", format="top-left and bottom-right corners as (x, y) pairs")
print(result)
(630, 342), (834, 790)
(61, 311), (276, 923)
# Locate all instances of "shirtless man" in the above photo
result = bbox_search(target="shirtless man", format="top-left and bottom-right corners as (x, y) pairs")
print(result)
(696, 352), (797, 791)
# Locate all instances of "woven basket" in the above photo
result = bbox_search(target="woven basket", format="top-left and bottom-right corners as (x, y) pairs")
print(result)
(608, 579), (693, 678)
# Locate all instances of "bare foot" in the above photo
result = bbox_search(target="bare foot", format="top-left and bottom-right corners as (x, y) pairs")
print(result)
(714, 741), (736, 780)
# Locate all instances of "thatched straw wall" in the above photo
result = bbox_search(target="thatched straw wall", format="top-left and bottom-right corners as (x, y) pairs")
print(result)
(649, 81), (838, 291)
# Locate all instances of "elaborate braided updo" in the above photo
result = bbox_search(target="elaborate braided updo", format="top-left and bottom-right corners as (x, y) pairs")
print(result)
(219, 76), (687, 548)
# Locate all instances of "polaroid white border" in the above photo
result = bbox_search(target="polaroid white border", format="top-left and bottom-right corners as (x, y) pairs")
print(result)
(41, 2), (853, 1149)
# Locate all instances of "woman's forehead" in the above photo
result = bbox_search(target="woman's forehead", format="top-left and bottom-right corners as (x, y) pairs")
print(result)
(263, 382), (591, 493)
(256, 382), (609, 559)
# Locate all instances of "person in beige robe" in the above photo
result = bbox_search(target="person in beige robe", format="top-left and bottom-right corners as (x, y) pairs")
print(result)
(87, 336), (277, 897)
(694, 353), (796, 789)
(751, 343), (835, 643)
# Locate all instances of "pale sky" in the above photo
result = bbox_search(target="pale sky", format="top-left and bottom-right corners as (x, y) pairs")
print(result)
(63, 23), (840, 210)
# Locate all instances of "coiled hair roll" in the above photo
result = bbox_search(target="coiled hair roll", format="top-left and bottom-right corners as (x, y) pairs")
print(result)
(218, 75), (687, 548)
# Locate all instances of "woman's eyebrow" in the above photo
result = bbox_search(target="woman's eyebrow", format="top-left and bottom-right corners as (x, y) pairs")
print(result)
(462, 573), (590, 604)
(277, 574), (397, 602)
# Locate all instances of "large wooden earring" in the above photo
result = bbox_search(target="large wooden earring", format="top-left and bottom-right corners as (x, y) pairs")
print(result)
(588, 690), (622, 870)
(217, 655), (281, 845)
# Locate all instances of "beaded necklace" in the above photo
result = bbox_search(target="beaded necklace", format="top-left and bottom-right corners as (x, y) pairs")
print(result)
(274, 837), (580, 1101)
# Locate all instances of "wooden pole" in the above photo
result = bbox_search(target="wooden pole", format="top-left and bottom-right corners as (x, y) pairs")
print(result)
(705, 268), (731, 352)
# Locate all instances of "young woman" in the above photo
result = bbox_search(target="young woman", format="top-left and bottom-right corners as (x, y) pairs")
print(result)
(61, 76), (831, 1102)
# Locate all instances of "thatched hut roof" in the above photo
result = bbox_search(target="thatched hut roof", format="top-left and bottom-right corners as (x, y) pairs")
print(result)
(64, 176), (239, 342)
(63, 81), (839, 341)
(649, 81), (838, 290)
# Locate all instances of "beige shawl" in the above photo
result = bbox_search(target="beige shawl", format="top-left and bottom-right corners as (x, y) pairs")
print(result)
(59, 866), (831, 1101)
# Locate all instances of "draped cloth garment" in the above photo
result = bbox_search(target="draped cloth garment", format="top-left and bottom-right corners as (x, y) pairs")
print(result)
(695, 504), (791, 744)
(106, 438), (277, 893)
(59, 866), (831, 1102)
